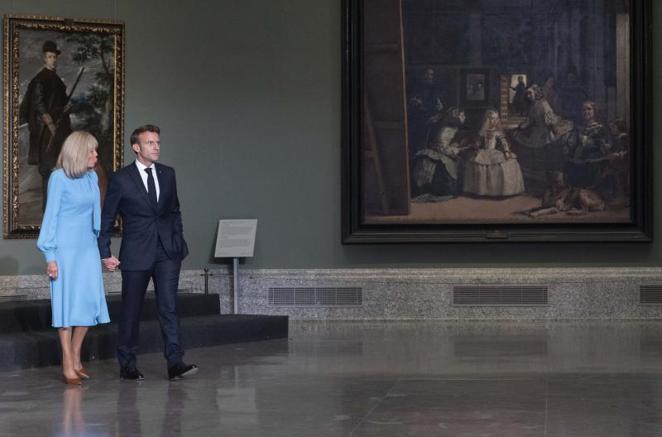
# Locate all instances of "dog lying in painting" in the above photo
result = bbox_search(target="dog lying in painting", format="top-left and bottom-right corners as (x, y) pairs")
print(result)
(524, 171), (605, 217)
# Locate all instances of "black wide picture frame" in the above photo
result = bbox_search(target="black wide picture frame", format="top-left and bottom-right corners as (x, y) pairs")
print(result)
(342, 0), (652, 243)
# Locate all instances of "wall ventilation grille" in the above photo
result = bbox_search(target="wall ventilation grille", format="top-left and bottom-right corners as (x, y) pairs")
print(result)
(268, 287), (362, 306)
(453, 285), (548, 306)
(640, 285), (662, 304)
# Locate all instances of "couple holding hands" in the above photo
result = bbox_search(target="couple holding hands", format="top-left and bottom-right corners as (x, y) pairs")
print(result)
(37, 125), (197, 385)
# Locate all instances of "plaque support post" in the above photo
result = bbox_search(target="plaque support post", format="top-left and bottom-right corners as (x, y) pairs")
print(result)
(215, 219), (257, 315)
(233, 258), (239, 314)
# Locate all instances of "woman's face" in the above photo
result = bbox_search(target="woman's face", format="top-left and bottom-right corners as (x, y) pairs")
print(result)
(452, 111), (466, 124)
(487, 112), (498, 127)
(526, 89), (535, 101)
(87, 146), (98, 169)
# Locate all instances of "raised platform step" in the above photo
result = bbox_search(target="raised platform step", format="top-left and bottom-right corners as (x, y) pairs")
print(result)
(0, 293), (221, 333)
(0, 314), (289, 371)
(0, 294), (288, 371)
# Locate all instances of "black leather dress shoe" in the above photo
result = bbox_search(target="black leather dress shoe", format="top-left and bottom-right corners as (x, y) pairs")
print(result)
(120, 367), (144, 381)
(168, 363), (198, 380)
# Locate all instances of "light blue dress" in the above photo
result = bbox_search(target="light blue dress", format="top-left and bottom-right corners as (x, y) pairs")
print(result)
(37, 169), (110, 328)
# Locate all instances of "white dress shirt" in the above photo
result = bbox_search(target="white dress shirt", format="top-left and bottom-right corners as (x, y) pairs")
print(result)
(135, 160), (160, 201)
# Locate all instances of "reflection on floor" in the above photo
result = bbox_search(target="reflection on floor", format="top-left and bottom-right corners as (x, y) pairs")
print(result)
(1, 321), (662, 436)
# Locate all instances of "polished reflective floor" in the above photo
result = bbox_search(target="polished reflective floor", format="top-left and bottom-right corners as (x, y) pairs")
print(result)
(2, 321), (662, 436)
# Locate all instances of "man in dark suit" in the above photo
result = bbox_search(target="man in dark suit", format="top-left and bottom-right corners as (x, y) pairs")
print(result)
(98, 124), (197, 381)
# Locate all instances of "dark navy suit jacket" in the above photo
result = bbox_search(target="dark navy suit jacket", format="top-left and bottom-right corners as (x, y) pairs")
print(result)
(98, 162), (188, 271)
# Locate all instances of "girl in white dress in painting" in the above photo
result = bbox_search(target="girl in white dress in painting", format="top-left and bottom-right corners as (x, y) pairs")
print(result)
(463, 110), (525, 197)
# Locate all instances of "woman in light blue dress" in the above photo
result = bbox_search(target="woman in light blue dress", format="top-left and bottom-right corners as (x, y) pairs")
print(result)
(37, 131), (110, 385)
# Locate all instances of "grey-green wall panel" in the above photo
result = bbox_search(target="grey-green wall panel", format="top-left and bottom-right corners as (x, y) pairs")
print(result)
(0, 0), (659, 274)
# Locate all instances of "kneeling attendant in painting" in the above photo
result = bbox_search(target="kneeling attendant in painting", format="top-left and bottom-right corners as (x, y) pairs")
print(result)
(37, 131), (110, 385)
(412, 108), (469, 201)
(463, 110), (525, 197)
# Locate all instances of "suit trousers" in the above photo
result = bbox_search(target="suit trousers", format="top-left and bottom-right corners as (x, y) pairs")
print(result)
(117, 239), (184, 369)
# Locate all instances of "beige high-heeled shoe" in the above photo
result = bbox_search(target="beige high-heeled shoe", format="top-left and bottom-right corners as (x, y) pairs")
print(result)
(63, 375), (82, 385)
(74, 368), (90, 380)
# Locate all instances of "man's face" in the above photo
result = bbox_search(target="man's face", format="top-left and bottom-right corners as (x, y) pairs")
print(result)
(582, 103), (595, 122)
(43, 52), (58, 70)
(423, 69), (434, 84)
(133, 131), (160, 165)
(609, 123), (619, 136)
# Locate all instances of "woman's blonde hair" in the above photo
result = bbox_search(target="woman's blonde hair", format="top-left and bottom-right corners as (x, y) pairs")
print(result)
(56, 131), (97, 178)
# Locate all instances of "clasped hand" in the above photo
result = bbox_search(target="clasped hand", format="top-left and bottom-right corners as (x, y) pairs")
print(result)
(102, 256), (120, 272)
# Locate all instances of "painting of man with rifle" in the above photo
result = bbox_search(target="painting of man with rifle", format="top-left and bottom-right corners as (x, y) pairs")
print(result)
(3, 16), (124, 237)
(21, 40), (83, 211)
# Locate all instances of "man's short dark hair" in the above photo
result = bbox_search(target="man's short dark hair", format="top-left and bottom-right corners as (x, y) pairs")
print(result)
(130, 124), (160, 147)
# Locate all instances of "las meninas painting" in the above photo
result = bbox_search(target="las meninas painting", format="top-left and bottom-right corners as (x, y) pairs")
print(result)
(342, 0), (651, 242)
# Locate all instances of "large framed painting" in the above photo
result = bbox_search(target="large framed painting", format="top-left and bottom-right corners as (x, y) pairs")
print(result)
(3, 15), (124, 238)
(342, 0), (651, 243)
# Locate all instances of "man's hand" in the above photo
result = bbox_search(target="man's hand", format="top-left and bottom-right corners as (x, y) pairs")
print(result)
(47, 261), (58, 280)
(102, 256), (120, 272)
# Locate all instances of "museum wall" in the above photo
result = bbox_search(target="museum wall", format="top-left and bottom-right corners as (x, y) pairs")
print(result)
(0, 0), (660, 275)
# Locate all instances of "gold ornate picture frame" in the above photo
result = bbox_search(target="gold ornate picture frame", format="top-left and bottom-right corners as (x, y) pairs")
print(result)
(3, 15), (124, 238)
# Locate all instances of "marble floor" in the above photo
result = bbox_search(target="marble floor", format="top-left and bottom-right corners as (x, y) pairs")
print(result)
(2, 321), (662, 436)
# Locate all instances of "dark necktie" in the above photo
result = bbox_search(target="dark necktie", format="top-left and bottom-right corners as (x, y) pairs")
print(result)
(145, 167), (157, 206)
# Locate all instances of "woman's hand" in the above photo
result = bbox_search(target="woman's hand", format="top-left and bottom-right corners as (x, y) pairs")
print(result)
(47, 261), (58, 280)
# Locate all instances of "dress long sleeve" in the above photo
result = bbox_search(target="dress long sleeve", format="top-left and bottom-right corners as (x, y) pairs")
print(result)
(36, 171), (64, 262)
(90, 171), (101, 236)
